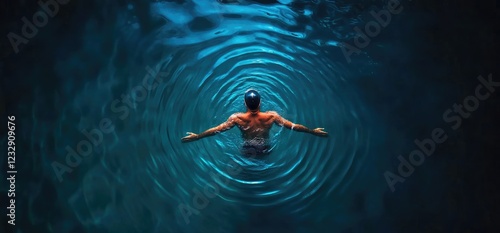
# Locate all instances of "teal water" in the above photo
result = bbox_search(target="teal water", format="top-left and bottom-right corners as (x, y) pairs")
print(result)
(53, 2), (375, 232)
(60, 2), (373, 232)
(5, 0), (496, 232)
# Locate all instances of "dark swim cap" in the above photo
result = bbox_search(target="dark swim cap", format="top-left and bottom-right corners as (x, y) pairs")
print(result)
(244, 89), (261, 110)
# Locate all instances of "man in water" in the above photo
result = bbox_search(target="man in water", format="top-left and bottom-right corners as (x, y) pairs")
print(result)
(181, 89), (328, 155)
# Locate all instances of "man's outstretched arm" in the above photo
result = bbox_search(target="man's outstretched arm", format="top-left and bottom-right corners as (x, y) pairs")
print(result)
(270, 111), (328, 137)
(181, 114), (238, 142)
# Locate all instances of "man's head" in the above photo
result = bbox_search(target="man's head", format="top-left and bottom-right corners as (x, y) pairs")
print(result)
(244, 89), (261, 111)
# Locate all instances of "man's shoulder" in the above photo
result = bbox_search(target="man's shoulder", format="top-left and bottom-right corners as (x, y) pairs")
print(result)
(229, 112), (244, 119)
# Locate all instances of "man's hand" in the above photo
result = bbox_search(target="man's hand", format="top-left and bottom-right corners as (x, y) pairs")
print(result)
(181, 132), (199, 142)
(312, 128), (328, 137)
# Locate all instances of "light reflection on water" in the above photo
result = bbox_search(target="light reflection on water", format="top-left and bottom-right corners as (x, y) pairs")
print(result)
(46, 1), (385, 232)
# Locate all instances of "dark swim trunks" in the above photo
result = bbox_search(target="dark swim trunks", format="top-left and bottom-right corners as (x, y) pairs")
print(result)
(241, 139), (271, 156)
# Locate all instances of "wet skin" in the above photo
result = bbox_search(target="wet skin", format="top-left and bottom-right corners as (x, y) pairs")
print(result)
(181, 107), (328, 143)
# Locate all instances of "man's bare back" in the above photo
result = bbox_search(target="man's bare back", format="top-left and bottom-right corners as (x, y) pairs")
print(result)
(232, 111), (277, 140)
(181, 90), (327, 153)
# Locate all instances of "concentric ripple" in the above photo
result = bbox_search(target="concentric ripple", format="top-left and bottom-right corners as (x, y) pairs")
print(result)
(134, 0), (372, 227)
(53, 1), (374, 232)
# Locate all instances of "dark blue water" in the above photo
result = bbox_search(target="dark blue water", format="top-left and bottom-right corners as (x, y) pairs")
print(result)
(59, 2), (374, 232)
(1, 0), (498, 233)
